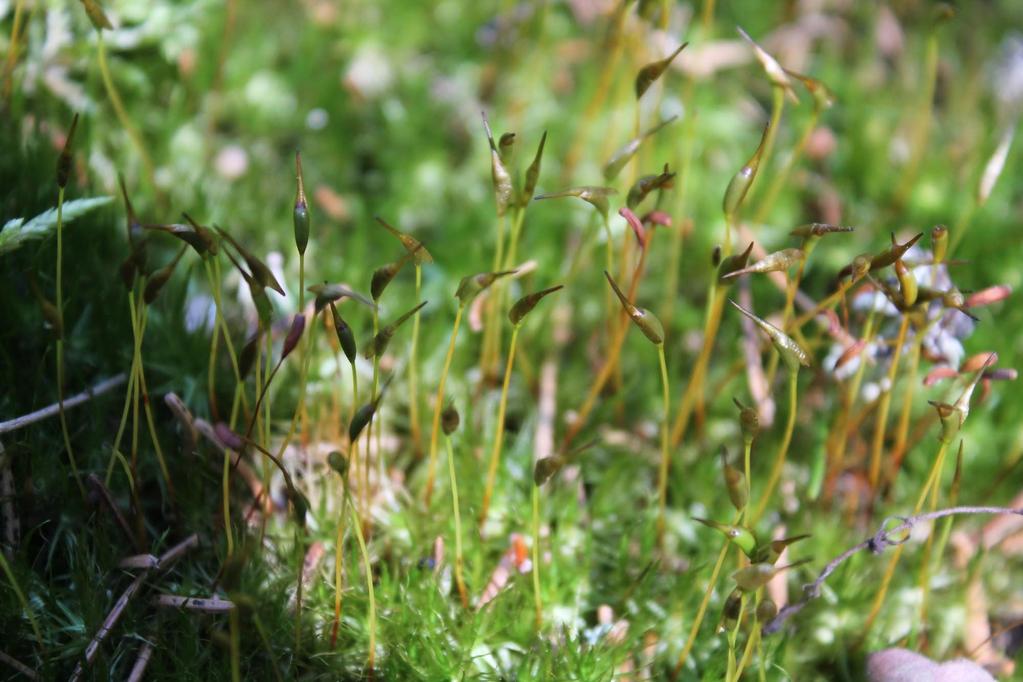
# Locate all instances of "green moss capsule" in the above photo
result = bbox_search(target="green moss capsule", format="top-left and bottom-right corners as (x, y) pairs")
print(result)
(482, 112), (514, 216)
(603, 116), (677, 181)
(327, 451), (349, 477)
(693, 517), (757, 556)
(534, 186), (617, 223)
(932, 225), (948, 264)
(721, 446), (747, 512)
(533, 455), (565, 487)
(216, 227), (285, 296)
(722, 248), (803, 280)
(375, 216), (433, 264)
(733, 398), (760, 444)
(895, 259), (918, 307)
(143, 246), (186, 304)
(626, 164), (676, 210)
(717, 242), (754, 282)
(293, 152), (310, 257)
(723, 124), (770, 220)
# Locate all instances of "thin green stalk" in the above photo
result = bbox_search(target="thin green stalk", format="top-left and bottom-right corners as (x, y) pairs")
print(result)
(204, 258), (247, 426)
(531, 483), (542, 629)
(754, 106), (819, 224)
(733, 602), (761, 681)
(672, 510), (742, 677)
(747, 86), (786, 213)
(446, 436), (468, 608)
(132, 298), (174, 501)
(228, 600), (241, 682)
(330, 460), (350, 649)
(752, 369), (798, 523)
(892, 27), (940, 208)
(345, 481), (376, 674)
(655, 344), (671, 546)
(480, 325), (520, 528)
(0, 550), (44, 651)
(96, 31), (157, 196)
(726, 595), (743, 681)
(222, 448), (233, 557)
(274, 318), (318, 460)
(369, 308), (380, 522)
(424, 304), (464, 506)
(55, 186), (86, 499)
(670, 287), (726, 448)
(869, 315), (910, 490)
(408, 264), (422, 448)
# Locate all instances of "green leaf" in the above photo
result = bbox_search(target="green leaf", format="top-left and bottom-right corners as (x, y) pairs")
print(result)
(0, 196), (113, 256)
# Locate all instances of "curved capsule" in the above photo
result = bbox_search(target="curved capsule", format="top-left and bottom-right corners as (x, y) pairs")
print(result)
(635, 43), (688, 100)
(869, 232), (923, 272)
(509, 284), (563, 326)
(57, 113), (79, 189)
(723, 124), (770, 220)
(441, 404), (460, 436)
(717, 242), (755, 282)
(737, 27), (797, 101)
(370, 248), (419, 301)
(482, 112), (514, 216)
(533, 455), (565, 486)
(215, 226), (285, 296)
(722, 248), (803, 279)
(375, 216), (433, 264)
(732, 558), (810, 592)
(281, 313), (306, 360)
(626, 164), (675, 210)
(455, 270), (516, 306)
(329, 302), (357, 365)
(520, 131), (548, 207)
(604, 271), (664, 345)
(362, 300), (428, 359)
(143, 246), (187, 304)
(308, 282), (376, 313)
(790, 223), (854, 239)
(733, 398), (760, 444)
(534, 185), (617, 222)
(693, 517), (757, 556)
(729, 299), (810, 372)
(603, 116), (677, 181)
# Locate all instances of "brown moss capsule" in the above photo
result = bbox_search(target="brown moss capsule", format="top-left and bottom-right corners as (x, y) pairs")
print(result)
(143, 246), (186, 304)
(603, 116), (677, 180)
(56, 113), (79, 189)
(729, 299), (810, 372)
(733, 398), (760, 444)
(721, 588), (743, 630)
(482, 112), (514, 216)
(281, 313), (306, 360)
(753, 534), (811, 564)
(722, 248), (803, 280)
(626, 164), (675, 210)
(370, 248), (418, 302)
(634, 43), (687, 100)
(349, 384), (388, 443)
(509, 284), (563, 326)
(327, 451), (348, 477)
(717, 242), (754, 282)
(534, 186), (617, 223)
(533, 455), (565, 487)
(238, 330), (261, 379)
(455, 270), (515, 306)
(721, 446), (747, 512)
(869, 233), (923, 272)
(375, 216), (433, 264)
(723, 123), (770, 220)
(737, 27), (797, 101)
(894, 260), (918, 307)
(216, 227), (285, 296)
(293, 152), (310, 257)
(756, 599), (778, 623)
(604, 271), (664, 345)
(80, 0), (113, 30)
(308, 282), (375, 314)
(329, 302), (357, 365)
(362, 300), (428, 359)
(520, 131), (547, 206)
(784, 69), (835, 111)
(789, 223), (854, 239)
(441, 404), (460, 436)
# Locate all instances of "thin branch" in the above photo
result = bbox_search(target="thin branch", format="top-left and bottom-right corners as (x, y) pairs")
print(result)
(126, 641), (155, 682)
(0, 650), (36, 679)
(764, 506), (1023, 635)
(69, 534), (199, 681)
(0, 374), (127, 435)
